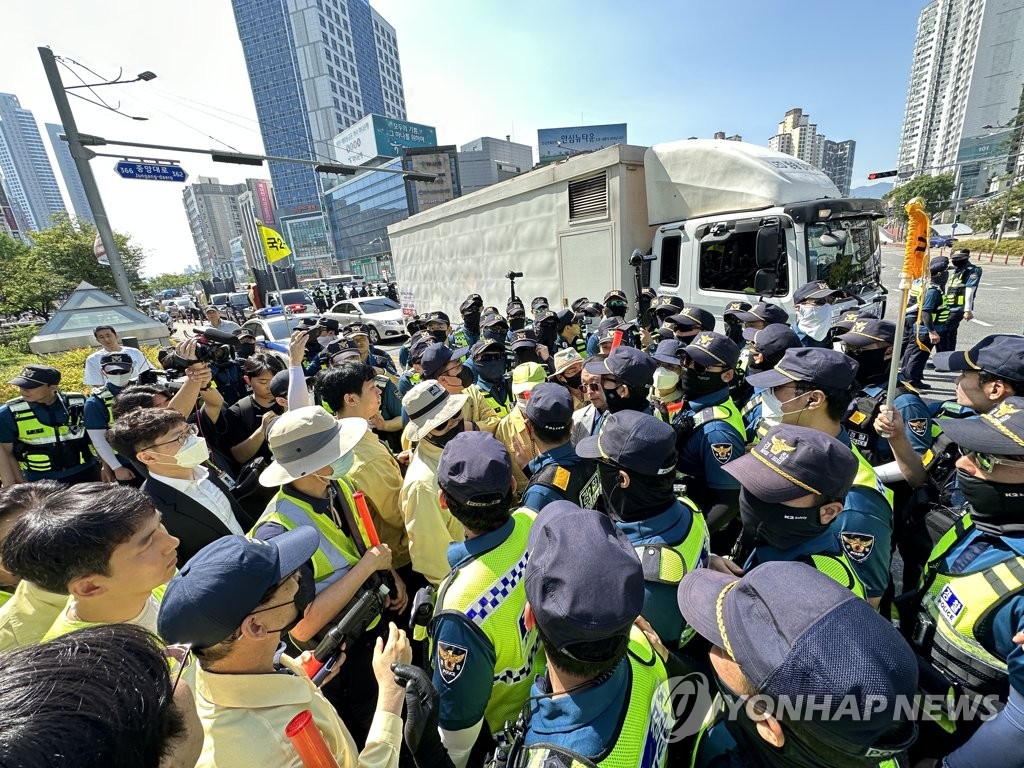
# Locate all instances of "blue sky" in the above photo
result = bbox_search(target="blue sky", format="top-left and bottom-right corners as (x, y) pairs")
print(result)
(2, 0), (927, 273)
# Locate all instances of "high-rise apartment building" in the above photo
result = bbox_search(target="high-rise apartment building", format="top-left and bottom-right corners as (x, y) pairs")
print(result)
(457, 137), (534, 195)
(230, 0), (407, 275)
(0, 94), (66, 231)
(0, 182), (24, 240)
(897, 0), (1024, 196)
(45, 123), (95, 227)
(182, 177), (247, 279)
(822, 139), (857, 196)
(769, 108), (825, 168)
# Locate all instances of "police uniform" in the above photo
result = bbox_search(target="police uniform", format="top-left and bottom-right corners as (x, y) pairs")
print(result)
(902, 258), (950, 387)
(0, 366), (99, 484)
(940, 251), (983, 352)
(905, 400), (1024, 767)
(503, 503), (674, 768)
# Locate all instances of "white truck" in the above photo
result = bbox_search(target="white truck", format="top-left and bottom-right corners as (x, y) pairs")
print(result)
(388, 139), (887, 321)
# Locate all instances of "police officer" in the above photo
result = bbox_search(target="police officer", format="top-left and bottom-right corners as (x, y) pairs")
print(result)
(469, 339), (512, 420)
(721, 300), (752, 346)
(668, 307), (716, 343)
(517, 383), (600, 512)
(0, 365), (99, 487)
(503, 502), (674, 768)
(424, 312), (452, 345)
(838, 318), (934, 468)
(448, 295), (484, 350)
(650, 295), (686, 329)
(533, 310), (560, 354)
(650, 339), (686, 423)
(84, 353), (141, 485)
(724, 423), (868, 597)
(899, 397), (1024, 767)
(583, 345), (657, 416)
(746, 347), (895, 607)
(940, 248), (983, 352)
(673, 333), (746, 543)
(792, 280), (841, 348)
(680, 561), (918, 767)
(427, 431), (543, 768)
(554, 309), (587, 357)
(725, 300), (790, 334)
(901, 256), (950, 389)
(420, 343), (500, 434)
(739, 324), (803, 441)
(344, 323), (397, 377)
(577, 410), (709, 650)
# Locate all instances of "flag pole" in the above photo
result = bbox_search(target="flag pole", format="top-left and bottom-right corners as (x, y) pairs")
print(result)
(259, 222), (293, 333)
(888, 198), (929, 404)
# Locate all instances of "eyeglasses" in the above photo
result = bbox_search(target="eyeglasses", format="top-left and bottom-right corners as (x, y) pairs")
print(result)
(582, 379), (603, 391)
(959, 448), (1024, 473)
(146, 423), (198, 451)
(163, 644), (193, 692)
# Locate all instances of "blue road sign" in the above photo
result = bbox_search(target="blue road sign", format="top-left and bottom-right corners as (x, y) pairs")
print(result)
(115, 161), (188, 182)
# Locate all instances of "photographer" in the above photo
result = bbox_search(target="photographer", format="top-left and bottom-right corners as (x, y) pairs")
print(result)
(218, 353), (286, 468)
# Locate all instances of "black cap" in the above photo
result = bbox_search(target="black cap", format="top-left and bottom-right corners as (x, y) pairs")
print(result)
(651, 339), (686, 366)
(420, 343), (470, 378)
(233, 327), (256, 340)
(525, 503), (644, 656)
(728, 301), (790, 326)
(930, 256), (949, 272)
(530, 296), (550, 312)
(158, 529), (320, 649)
(723, 423), (859, 502)
(580, 301), (604, 318)
(437, 431), (512, 505)
(99, 353), (134, 374)
(833, 309), (873, 333)
(952, 248), (971, 260)
(668, 307), (715, 331)
(318, 317), (341, 333)
(577, 410), (676, 475)
(324, 338), (361, 365)
(506, 303), (526, 320)
(934, 334), (1024, 382)
(683, 332), (740, 369)
(556, 308), (582, 330)
(939, 397), (1024, 455)
(481, 312), (508, 329)
(722, 300), (753, 321)
(570, 297), (590, 312)
(8, 365), (60, 389)
(269, 370), (290, 398)
(425, 311), (450, 325)
(746, 347), (858, 391)
(595, 317), (619, 343)
(408, 333), (433, 363)
(470, 338), (504, 359)
(603, 290), (628, 305)
(344, 322), (371, 338)
(523, 382), (574, 430)
(509, 328), (538, 350)
(651, 295), (685, 313)
(534, 309), (557, 326)
(742, 324), (802, 358)
(794, 280), (840, 303)
(837, 319), (896, 348)
(584, 346), (656, 389)
(678, 562), (918, 757)
(464, 294), (483, 310)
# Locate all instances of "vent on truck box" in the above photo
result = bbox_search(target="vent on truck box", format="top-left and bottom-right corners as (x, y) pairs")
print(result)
(568, 174), (608, 220)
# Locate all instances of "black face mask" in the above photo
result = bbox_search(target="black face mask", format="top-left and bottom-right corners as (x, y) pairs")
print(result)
(462, 311), (481, 333)
(509, 318), (526, 332)
(559, 372), (582, 390)
(238, 342), (257, 358)
(603, 384), (649, 414)
(514, 347), (540, 365)
(483, 330), (507, 344)
(958, 470), (1024, 535)
(264, 571), (313, 636)
(538, 325), (558, 349)
(951, 257), (970, 267)
(597, 462), (675, 521)
(739, 489), (829, 551)
(606, 303), (627, 318)
(426, 419), (465, 449)
(476, 359), (506, 383)
(851, 348), (890, 386)
(454, 367), (474, 389)
(429, 329), (447, 344)
(680, 367), (726, 401)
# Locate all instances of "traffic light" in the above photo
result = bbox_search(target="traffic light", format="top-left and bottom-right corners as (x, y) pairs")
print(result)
(868, 170), (898, 180)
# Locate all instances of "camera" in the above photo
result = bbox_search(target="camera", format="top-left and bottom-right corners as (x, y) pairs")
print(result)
(167, 327), (240, 369)
(506, 271), (523, 280)
(628, 249), (657, 267)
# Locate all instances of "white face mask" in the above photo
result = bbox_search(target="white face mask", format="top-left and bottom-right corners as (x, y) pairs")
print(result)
(106, 373), (132, 387)
(328, 451), (354, 479)
(796, 304), (832, 341)
(759, 388), (812, 427)
(173, 435), (210, 468)
(318, 334), (337, 348)
(653, 367), (681, 393)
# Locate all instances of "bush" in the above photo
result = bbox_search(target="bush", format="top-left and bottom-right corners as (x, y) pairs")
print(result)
(952, 238), (1024, 258)
(0, 345), (163, 403)
(0, 326), (40, 362)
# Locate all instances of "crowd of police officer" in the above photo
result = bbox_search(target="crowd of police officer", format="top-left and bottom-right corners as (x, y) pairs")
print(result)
(0, 251), (1023, 768)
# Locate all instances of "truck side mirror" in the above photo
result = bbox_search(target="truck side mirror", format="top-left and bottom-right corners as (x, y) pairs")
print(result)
(753, 269), (777, 295)
(755, 224), (781, 268)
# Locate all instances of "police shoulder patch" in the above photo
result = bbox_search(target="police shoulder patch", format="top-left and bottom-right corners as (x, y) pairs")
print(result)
(552, 466), (571, 491)
(710, 443), (734, 464)
(436, 642), (468, 685)
(840, 532), (875, 563)
(907, 418), (928, 437)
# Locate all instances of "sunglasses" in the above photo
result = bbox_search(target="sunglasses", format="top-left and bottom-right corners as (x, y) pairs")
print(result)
(959, 448), (1024, 473)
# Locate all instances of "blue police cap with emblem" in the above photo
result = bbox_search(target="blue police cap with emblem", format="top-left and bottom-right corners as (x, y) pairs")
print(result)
(577, 410), (676, 475)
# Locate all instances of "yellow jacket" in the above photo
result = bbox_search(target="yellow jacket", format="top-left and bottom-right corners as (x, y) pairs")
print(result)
(399, 439), (465, 585)
(350, 428), (410, 568)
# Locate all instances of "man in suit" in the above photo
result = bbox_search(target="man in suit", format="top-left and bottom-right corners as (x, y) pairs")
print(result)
(108, 408), (256, 566)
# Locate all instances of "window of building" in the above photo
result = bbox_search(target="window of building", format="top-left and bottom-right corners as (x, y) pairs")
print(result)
(333, 97), (340, 109)
(322, 32), (329, 44)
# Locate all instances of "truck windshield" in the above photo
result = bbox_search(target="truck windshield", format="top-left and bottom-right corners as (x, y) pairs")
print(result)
(805, 219), (881, 291)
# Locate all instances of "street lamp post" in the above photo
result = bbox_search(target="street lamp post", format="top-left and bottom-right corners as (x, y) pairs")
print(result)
(38, 46), (142, 308)
(982, 113), (1024, 244)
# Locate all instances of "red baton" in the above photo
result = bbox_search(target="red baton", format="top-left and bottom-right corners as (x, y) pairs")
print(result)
(352, 491), (380, 547)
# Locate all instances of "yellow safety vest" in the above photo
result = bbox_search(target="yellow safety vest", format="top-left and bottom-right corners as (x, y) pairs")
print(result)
(914, 513), (1021, 703)
(851, 443), (895, 509)
(431, 509), (544, 736)
(516, 627), (673, 768)
(90, 387), (116, 426)
(803, 552), (867, 599)
(6, 394), (93, 474)
(482, 388), (512, 420)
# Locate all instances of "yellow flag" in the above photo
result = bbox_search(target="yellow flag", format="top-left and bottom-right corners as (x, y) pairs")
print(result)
(258, 224), (292, 263)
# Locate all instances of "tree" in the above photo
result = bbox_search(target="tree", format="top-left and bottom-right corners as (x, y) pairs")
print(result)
(965, 200), (1004, 238)
(145, 272), (208, 295)
(882, 173), (956, 221)
(0, 234), (64, 320)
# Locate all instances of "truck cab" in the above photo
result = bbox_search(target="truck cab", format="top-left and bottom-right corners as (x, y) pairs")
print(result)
(645, 141), (886, 322)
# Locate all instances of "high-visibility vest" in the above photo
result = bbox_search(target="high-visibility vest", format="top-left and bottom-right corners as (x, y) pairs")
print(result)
(6, 394), (93, 474)
(431, 509), (543, 735)
(802, 552), (867, 599)
(851, 443), (895, 510)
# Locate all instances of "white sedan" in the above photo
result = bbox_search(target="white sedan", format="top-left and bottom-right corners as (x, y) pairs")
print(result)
(241, 313), (320, 362)
(323, 296), (407, 343)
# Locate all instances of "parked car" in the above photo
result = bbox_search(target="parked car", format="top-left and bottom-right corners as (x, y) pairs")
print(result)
(267, 289), (316, 314)
(930, 235), (956, 248)
(242, 313), (320, 362)
(322, 296), (407, 343)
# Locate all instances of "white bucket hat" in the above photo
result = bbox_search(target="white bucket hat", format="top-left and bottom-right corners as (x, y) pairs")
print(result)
(259, 407), (368, 486)
(403, 380), (467, 442)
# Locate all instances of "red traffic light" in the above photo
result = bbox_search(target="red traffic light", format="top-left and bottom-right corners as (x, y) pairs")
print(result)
(868, 170), (898, 180)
